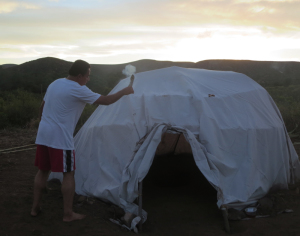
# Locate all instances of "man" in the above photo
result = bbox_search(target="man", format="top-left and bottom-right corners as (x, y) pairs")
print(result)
(31, 60), (134, 222)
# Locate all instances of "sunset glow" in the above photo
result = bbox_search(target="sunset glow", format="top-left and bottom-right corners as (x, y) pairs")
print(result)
(0, 0), (299, 64)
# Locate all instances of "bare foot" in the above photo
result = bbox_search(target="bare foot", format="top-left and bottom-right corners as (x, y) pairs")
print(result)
(31, 207), (41, 217)
(63, 212), (86, 222)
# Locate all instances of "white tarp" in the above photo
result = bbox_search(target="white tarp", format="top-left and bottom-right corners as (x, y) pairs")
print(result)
(50, 66), (300, 218)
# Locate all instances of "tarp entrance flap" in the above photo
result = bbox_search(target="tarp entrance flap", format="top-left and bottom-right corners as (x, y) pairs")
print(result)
(118, 124), (221, 217)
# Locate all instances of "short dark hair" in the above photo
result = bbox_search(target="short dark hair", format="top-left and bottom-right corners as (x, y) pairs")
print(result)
(69, 60), (90, 76)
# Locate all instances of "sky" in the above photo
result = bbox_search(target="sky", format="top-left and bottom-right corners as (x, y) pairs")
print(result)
(0, 0), (300, 65)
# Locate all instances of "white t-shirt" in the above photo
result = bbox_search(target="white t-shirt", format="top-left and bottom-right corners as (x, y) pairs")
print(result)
(36, 78), (101, 150)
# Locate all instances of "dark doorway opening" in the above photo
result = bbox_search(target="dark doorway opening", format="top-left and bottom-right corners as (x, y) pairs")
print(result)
(141, 132), (223, 234)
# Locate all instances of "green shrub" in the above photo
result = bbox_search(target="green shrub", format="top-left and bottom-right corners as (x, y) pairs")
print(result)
(0, 89), (41, 129)
(0, 89), (99, 131)
(266, 85), (300, 133)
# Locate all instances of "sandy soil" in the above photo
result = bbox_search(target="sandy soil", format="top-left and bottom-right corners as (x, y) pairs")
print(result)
(1, 128), (300, 236)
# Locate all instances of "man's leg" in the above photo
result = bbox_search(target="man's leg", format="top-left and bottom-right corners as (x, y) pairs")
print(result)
(62, 171), (86, 222)
(31, 169), (50, 216)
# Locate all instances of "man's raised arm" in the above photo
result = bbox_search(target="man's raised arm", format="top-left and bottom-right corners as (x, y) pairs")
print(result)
(94, 86), (134, 105)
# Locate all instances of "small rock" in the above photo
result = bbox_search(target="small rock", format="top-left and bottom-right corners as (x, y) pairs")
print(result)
(121, 212), (137, 227)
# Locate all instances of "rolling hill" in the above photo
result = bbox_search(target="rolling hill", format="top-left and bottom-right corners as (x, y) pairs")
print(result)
(1, 57), (300, 94)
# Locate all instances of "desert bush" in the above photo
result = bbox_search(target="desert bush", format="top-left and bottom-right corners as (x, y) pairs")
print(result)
(0, 89), (41, 129)
(0, 97), (10, 128)
(0, 89), (98, 131)
(266, 85), (300, 133)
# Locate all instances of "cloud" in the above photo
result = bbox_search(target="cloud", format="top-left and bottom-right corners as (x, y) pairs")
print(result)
(1, 0), (299, 33)
(0, 0), (40, 13)
(1, 0), (300, 64)
(0, 2), (18, 13)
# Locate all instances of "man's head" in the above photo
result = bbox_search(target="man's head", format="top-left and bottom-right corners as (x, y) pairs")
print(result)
(69, 60), (91, 85)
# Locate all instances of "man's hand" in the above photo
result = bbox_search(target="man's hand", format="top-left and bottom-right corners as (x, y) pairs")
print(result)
(129, 74), (135, 87)
(123, 86), (134, 95)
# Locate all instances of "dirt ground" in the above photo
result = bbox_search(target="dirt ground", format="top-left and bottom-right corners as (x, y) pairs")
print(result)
(1, 128), (300, 236)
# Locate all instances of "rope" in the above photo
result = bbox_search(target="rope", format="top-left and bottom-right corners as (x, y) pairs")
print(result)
(1, 147), (36, 154)
(0, 144), (36, 154)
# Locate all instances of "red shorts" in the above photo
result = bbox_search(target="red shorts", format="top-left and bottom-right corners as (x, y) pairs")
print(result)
(35, 145), (76, 172)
